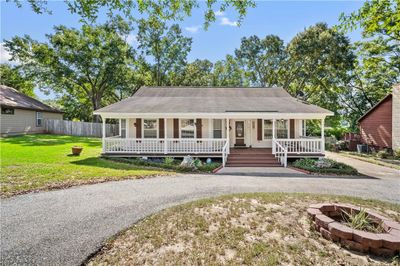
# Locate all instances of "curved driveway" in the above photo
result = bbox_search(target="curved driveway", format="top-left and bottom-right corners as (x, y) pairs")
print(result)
(2, 166), (399, 265)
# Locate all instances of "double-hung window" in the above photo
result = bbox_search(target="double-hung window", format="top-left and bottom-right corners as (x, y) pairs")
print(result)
(276, 119), (288, 138)
(36, 112), (43, 127)
(120, 119), (127, 138)
(143, 119), (158, 138)
(263, 120), (273, 139)
(213, 119), (222, 138)
(180, 119), (195, 138)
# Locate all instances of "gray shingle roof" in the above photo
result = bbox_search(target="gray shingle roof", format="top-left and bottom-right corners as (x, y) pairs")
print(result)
(95, 87), (333, 115)
(0, 85), (63, 113)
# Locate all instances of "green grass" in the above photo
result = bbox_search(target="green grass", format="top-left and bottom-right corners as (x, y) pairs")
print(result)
(88, 193), (400, 265)
(339, 151), (400, 170)
(0, 134), (168, 197)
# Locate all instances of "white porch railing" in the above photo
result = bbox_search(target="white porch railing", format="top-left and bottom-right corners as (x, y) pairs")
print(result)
(272, 138), (324, 167)
(222, 140), (229, 167)
(104, 138), (227, 154)
(273, 139), (287, 167)
(275, 138), (323, 154)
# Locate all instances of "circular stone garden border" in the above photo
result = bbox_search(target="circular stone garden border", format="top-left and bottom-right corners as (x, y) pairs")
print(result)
(307, 203), (400, 257)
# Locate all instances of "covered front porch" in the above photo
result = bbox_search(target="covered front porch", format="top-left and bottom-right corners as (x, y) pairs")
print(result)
(100, 116), (326, 167)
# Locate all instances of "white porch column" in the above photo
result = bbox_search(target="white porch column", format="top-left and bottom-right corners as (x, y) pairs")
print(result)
(119, 119), (122, 137)
(164, 118), (167, 154)
(226, 118), (230, 154)
(126, 118), (130, 138)
(102, 117), (106, 153)
(272, 119), (276, 154)
(321, 118), (325, 153)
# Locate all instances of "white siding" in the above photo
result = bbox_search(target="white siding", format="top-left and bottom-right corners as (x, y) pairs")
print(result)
(1, 108), (62, 135)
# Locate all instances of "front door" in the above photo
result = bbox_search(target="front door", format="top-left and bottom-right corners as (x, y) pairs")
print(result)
(235, 121), (245, 146)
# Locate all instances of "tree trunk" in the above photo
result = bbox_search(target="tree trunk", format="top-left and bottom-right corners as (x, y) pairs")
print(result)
(92, 96), (102, 123)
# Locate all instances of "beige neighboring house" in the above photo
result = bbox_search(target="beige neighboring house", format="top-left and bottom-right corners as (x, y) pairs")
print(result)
(94, 87), (333, 167)
(0, 85), (63, 136)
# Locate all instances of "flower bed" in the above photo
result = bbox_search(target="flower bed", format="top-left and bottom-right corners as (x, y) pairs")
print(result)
(292, 158), (358, 175)
(307, 203), (400, 257)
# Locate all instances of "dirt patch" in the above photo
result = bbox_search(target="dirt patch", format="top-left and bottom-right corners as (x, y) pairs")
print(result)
(87, 194), (400, 265)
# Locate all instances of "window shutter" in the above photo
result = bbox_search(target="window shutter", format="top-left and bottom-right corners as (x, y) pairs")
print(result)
(159, 118), (165, 138)
(173, 119), (179, 138)
(136, 118), (142, 138)
(257, 119), (262, 141)
(290, 119), (295, 139)
(196, 119), (202, 138)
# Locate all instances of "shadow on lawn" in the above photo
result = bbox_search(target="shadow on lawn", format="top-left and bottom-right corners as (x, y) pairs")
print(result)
(1, 134), (100, 147)
(70, 157), (141, 170)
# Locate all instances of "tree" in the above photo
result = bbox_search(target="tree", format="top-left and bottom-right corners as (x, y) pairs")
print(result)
(174, 59), (214, 86)
(234, 35), (286, 87)
(0, 64), (35, 97)
(339, 0), (400, 127)
(5, 17), (138, 122)
(137, 19), (192, 86)
(284, 23), (355, 125)
(212, 55), (248, 87)
(12, 0), (255, 28)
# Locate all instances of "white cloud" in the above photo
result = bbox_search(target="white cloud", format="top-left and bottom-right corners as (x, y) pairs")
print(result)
(125, 34), (137, 45)
(0, 43), (14, 64)
(185, 25), (200, 33)
(220, 17), (238, 27)
(214, 10), (225, 17)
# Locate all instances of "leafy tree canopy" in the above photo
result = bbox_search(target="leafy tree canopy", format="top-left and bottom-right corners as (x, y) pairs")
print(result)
(12, 0), (256, 28)
(0, 64), (36, 97)
(137, 18), (192, 86)
(5, 17), (138, 122)
(235, 35), (286, 87)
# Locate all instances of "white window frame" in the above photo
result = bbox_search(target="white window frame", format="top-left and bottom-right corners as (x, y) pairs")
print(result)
(262, 119), (273, 140)
(120, 119), (127, 138)
(179, 118), (196, 139)
(142, 118), (158, 139)
(276, 119), (289, 139)
(36, 112), (43, 127)
(213, 119), (223, 139)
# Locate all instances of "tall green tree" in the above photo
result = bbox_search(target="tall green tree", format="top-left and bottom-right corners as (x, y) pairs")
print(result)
(0, 64), (35, 97)
(339, 0), (400, 127)
(137, 19), (192, 86)
(5, 17), (138, 122)
(174, 59), (214, 86)
(212, 55), (248, 87)
(284, 23), (355, 125)
(235, 35), (286, 87)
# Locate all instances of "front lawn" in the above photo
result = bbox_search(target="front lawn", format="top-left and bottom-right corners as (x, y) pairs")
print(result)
(292, 158), (359, 175)
(0, 134), (169, 197)
(88, 193), (400, 265)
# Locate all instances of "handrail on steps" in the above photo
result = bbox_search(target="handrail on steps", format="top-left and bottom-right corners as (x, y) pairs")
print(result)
(273, 139), (287, 167)
(222, 140), (229, 167)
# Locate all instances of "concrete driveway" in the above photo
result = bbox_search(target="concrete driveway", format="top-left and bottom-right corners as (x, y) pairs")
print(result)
(2, 165), (399, 265)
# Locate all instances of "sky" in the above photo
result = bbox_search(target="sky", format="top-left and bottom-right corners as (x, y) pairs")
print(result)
(0, 0), (365, 100)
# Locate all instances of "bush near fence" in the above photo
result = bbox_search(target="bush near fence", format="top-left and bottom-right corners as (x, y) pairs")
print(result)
(44, 119), (118, 137)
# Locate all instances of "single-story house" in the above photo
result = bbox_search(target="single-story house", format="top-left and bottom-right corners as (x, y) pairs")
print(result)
(94, 87), (333, 167)
(0, 85), (63, 136)
(358, 84), (400, 151)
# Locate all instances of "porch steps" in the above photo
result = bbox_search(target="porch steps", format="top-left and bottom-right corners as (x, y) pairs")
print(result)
(226, 148), (282, 167)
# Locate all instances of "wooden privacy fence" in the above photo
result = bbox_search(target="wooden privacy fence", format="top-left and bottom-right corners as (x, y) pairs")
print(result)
(44, 119), (118, 137)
